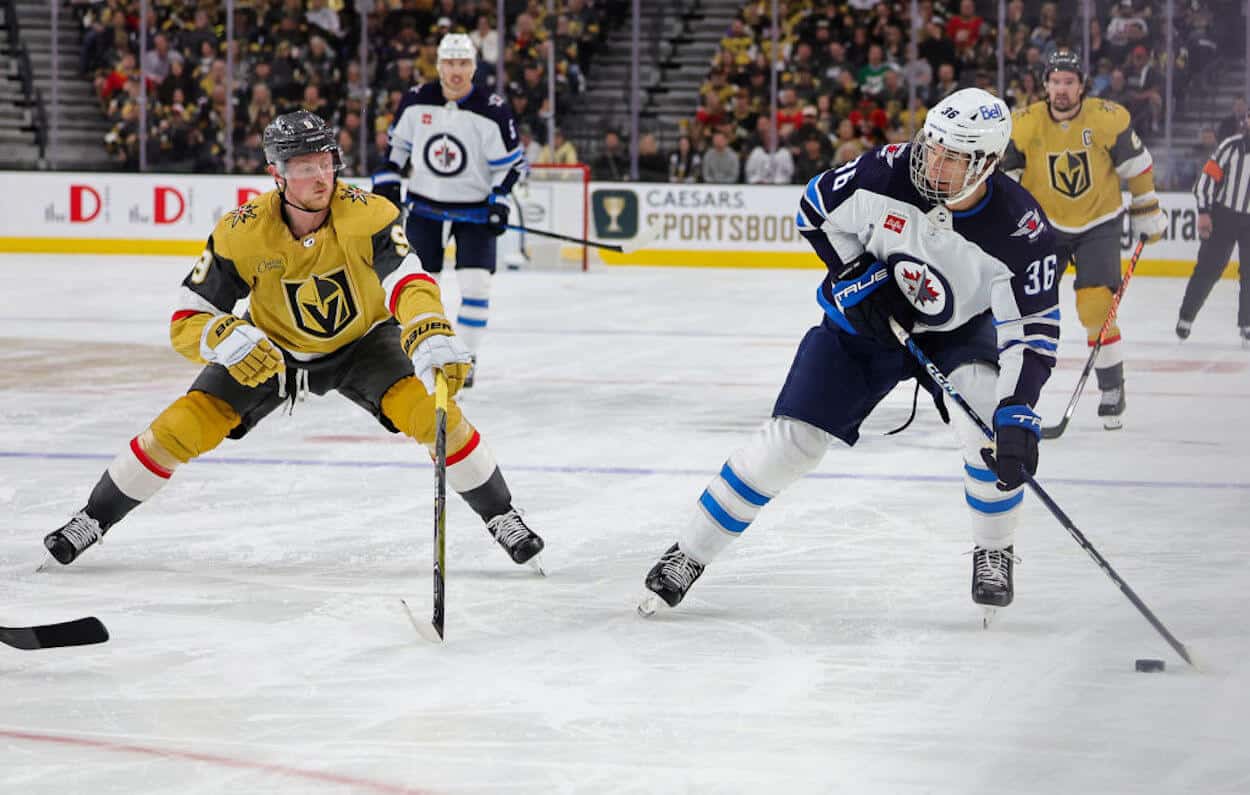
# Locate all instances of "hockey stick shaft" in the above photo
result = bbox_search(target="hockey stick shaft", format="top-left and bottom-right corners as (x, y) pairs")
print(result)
(888, 318), (1196, 667)
(432, 370), (448, 640)
(408, 203), (644, 254)
(1041, 236), (1146, 440)
(0, 617), (109, 650)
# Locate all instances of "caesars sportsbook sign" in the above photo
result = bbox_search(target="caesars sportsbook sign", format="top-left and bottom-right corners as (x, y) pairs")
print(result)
(590, 181), (1223, 275)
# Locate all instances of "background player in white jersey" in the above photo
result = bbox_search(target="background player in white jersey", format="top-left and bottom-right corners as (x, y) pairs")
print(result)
(639, 89), (1059, 624)
(371, 33), (526, 388)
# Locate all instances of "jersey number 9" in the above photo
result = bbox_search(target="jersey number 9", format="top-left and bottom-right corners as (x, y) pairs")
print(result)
(390, 224), (411, 257)
(189, 248), (213, 284)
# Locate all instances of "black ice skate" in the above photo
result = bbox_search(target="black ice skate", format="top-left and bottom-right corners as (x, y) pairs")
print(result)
(1098, 385), (1126, 430)
(486, 509), (545, 573)
(972, 545), (1017, 628)
(42, 511), (105, 566)
(1175, 319), (1192, 340)
(638, 543), (706, 616)
(463, 355), (477, 389)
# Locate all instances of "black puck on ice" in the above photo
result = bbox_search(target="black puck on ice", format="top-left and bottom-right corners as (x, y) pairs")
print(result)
(1135, 658), (1165, 673)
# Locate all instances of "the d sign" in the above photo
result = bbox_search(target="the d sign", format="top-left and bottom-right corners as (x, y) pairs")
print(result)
(69, 184), (102, 223)
(154, 186), (185, 224)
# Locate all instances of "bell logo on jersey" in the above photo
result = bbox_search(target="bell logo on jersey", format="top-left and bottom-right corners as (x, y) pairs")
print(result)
(1011, 208), (1046, 241)
(1046, 150), (1092, 199)
(423, 133), (468, 177)
(283, 268), (359, 339)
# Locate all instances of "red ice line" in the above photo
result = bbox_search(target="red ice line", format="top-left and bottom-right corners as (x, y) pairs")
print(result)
(0, 728), (432, 795)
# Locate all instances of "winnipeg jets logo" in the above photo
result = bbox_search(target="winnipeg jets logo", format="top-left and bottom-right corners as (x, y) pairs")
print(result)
(879, 142), (907, 167)
(1011, 208), (1046, 241)
(890, 258), (950, 320)
(423, 133), (467, 177)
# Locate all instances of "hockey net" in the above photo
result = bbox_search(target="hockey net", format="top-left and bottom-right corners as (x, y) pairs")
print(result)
(503, 163), (591, 271)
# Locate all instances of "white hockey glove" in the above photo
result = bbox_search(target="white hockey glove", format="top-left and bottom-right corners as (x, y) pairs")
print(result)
(400, 313), (472, 395)
(200, 314), (285, 387)
(1129, 195), (1167, 244)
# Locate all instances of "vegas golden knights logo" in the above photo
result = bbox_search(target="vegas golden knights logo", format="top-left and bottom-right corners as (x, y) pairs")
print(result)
(283, 268), (358, 338)
(1046, 150), (1092, 199)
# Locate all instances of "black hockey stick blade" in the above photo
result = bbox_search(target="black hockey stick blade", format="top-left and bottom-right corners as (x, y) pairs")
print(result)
(0, 617), (109, 650)
(1040, 416), (1070, 440)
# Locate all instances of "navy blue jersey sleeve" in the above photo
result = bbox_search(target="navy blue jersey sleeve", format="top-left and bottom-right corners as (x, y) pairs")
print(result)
(464, 90), (525, 195)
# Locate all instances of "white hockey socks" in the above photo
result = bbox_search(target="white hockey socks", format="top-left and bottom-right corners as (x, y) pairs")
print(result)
(949, 363), (1022, 549)
(679, 417), (832, 564)
(455, 268), (491, 355)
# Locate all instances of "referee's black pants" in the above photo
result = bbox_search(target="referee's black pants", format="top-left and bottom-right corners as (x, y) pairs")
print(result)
(1179, 204), (1250, 327)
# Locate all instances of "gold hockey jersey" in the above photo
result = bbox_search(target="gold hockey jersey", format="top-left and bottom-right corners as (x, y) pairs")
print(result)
(171, 183), (441, 362)
(1001, 99), (1154, 234)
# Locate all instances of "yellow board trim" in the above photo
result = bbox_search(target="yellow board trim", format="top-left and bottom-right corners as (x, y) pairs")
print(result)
(0, 237), (1237, 278)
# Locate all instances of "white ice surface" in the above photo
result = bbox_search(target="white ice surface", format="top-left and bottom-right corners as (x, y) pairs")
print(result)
(1, 254), (1248, 794)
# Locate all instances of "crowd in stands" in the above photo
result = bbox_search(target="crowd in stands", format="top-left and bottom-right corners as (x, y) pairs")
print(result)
(653, 0), (1233, 186)
(75, 0), (619, 173)
(71, 0), (1238, 187)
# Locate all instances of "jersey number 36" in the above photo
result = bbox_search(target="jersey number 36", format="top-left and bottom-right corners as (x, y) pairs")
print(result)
(1023, 254), (1057, 296)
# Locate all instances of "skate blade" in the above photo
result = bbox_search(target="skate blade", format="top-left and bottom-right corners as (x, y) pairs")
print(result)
(34, 554), (57, 574)
(981, 606), (997, 629)
(525, 554), (546, 577)
(637, 593), (669, 618)
(1102, 416), (1123, 430)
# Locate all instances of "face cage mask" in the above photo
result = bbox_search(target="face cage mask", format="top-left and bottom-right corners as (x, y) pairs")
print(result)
(908, 131), (994, 205)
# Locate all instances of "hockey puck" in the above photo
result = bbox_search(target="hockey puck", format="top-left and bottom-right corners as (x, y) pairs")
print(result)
(1135, 658), (1165, 673)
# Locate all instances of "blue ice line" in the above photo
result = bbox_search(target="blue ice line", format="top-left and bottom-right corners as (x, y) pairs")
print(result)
(1, 451), (1247, 491)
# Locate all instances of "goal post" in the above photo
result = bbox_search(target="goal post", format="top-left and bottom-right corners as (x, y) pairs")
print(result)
(502, 163), (591, 272)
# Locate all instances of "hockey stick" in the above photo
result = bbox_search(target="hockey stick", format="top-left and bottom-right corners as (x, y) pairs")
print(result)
(408, 203), (661, 254)
(401, 370), (448, 643)
(1041, 235), (1146, 440)
(889, 317), (1197, 668)
(0, 617), (109, 650)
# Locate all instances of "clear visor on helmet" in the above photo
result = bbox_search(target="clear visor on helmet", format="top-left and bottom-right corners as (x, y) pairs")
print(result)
(279, 146), (344, 179)
(908, 130), (993, 205)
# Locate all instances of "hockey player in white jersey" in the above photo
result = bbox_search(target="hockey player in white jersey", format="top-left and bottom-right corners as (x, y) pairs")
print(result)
(372, 33), (526, 387)
(639, 88), (1060, 624)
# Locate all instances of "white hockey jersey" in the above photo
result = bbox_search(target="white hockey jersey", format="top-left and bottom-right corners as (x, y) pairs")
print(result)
(373, 82), (525, 206)
(796, 142), (1060, 409)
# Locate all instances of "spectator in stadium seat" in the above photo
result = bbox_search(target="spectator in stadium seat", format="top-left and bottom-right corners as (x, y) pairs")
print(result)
(946, 0), (984, 56)
(637, 133), (670, 183)
(1124, 45), (1163, 134)
(96, 51), (137, 106)
(1216, 98), (1247, 142)
(306, 0), (344, 43)
(537, 127), (579, 165)
(930, 62), (960, 105)
(744, 119), (794, 185)
(790, 135), (829, 185)
(592, 130), (629, 181)
(701, 130), (741, 184)
(668, 135), (701, 184)
(1102, 68), (1134, 110)
(919, 21), (956, 76)
(822, 41), (852, 85)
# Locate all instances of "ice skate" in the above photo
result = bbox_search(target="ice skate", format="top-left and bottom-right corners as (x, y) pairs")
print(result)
(972, 545), (1016, 628)
(638, 543), (706, 616)
(41, 511), (105, 568)
(486, 509), (545, 574)
(1097, 385), (1125, 430)
(1175, 319), (1192, 340)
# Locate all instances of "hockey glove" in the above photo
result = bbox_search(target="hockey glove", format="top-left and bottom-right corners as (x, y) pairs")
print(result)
(201, 314), (285, 388)
(1129, 196), (1166, 244)
(400, 313), (472, 395)
(371, 172), (402, 209)
(485, 194), (510, 237)
(827, 260), (912, 346)
(985, 403), (1041, 491)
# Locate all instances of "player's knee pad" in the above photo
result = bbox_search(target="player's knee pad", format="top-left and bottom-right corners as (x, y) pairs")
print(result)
(149, 391), (239, 464)
(380, 376), (495, 491)
(1076, 286), (1119, 342)
(456, 268), (492, 337)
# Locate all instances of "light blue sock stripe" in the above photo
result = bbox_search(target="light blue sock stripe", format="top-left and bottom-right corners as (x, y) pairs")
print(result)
(699, 490), (749, 533)
(457, 316), (487, 328)
(964, 463), (997, 483)
(719, 463), (770, 506)
(461, 297), (489, 308)
(965, 490), (1024, 514)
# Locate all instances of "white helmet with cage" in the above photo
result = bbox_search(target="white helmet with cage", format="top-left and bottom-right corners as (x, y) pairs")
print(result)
(909, 88), (1011, 205)
(437, 33), (477, 62)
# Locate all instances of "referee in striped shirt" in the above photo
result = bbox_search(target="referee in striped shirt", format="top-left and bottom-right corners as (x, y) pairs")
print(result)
(1177, 106), (1250, 344)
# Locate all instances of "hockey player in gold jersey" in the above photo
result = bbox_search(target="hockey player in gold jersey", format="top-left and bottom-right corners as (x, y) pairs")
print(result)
(1001, 50), (1166, 430)
(42, 111), (545, 570)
